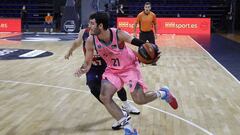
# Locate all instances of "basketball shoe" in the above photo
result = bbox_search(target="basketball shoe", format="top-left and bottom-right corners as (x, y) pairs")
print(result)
(122, 102), (140, 115)
(112, 110), (131, 130)
(124, 128), (138, 135)
(159, 86), (178, 109)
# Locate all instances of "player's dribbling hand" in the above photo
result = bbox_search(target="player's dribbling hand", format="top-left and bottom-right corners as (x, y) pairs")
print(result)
(153, 49), (161, 63)
(133, 33), (137, 38)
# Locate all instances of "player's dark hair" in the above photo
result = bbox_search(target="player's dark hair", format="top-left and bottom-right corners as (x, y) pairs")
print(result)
(89, 12), (109, 30)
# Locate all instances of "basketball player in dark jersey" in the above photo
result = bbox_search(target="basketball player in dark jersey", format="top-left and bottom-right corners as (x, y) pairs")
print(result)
(65, 27), (140, 130)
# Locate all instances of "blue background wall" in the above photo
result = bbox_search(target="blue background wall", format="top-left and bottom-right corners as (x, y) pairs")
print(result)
(80, 0), (110, 27)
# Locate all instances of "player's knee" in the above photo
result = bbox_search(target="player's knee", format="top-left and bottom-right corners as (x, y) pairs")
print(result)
(131, 91), (145, 105)
(99, 94), (111, 104)
(99, 94), (105, 103)
(132, 97), (145, 105)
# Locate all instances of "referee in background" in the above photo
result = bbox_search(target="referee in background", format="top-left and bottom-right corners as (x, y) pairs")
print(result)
(133, 2), (158, 66)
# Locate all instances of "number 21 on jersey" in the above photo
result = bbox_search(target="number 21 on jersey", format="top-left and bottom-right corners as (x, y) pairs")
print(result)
(111, 58), (120, 66)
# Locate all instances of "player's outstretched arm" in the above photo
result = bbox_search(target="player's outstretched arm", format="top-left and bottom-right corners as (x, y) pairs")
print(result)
(74, 36), (94, 77)
(65, 29), (85, 59)
(118, 30), (145, 47)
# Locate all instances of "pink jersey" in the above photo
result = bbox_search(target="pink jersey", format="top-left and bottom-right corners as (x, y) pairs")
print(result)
(93, 28), (138, 72)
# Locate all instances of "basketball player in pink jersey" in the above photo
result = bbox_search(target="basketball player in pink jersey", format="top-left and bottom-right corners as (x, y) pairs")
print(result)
(64, 26), (140, 130)
(75, 12), (178, 135)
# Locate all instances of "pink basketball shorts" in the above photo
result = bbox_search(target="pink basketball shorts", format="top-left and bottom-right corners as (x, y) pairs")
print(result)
(102, 64), (148, 93)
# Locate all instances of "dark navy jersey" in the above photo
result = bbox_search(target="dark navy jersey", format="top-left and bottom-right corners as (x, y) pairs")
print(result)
(82, 28), (107, 83)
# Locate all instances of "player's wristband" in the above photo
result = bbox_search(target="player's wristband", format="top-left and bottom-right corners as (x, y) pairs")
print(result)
(131, 38), (145, 47)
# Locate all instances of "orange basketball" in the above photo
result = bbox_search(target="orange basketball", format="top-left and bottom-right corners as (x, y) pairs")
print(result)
(136, 43), (160, 64)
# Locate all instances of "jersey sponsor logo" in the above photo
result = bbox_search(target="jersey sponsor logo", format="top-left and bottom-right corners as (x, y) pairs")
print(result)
(97, 44), (102, 49)
(0, 48), (53, 60)
(128, 80), (133, 88)
(111, 44), (117, 49)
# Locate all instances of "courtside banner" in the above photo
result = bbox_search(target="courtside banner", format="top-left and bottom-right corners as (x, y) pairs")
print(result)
(117, 17), (210, 34)
(117, 18), (140, 33)
(158, 18), (210, 34)
(0, 18), (21, 32)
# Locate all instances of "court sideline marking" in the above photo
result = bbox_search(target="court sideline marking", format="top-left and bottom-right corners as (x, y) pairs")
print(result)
(0, 79), (214, 135)
(188, 36), (240, 85)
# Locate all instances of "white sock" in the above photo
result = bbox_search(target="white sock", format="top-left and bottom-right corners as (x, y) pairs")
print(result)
(156, 90), (166, 98)
(160, 90), (166, 98)
(122, 110), (127, 117)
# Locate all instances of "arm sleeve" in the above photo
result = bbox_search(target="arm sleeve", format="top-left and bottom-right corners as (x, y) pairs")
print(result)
(131, 38), (145, 47)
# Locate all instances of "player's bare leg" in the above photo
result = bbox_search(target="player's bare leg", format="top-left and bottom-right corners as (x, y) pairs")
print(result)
(131, 83), (158, 104)
(100, 80), (124, 120)
(100, 80), (134, 132)
(131, 83), (178, 109)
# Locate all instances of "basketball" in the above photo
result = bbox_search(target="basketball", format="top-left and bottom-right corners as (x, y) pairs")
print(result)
(137, 43), (160, 64)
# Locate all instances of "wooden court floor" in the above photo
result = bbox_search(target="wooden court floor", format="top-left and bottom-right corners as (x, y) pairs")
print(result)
(0, 34), (239, 135)
(220, 33), (240, 43)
